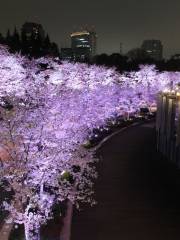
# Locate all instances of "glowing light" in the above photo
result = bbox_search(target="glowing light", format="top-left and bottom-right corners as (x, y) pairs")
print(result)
(60, 170), (67, 176)
(162, 88), (170, 94)
(0, 47), (179, 240)
(71, 31), (90, 37)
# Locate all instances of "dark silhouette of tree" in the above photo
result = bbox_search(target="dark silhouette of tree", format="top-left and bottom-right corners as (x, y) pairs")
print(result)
(165, 56), (180, 71)
(108, 53), (128, 71)
(49, 42), (59, 57)
(93, 51), (167, 72)
(10, 27), (21, 53)
(5, 29), (11, 46)
(94, 54), (109, 66)
(0, 33), (5, 45)
(94, 53), (129, 72)
(31, 32), (43, 57)
(43, 34), (51, 55)
(20, 22), (60, 58)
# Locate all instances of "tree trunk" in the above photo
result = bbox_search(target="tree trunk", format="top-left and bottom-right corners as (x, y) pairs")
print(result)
(0, 215), (14, 240)
(24, 221), (40, 240)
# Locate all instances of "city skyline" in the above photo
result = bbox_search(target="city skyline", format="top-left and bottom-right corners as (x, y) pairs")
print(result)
(0, 0), (179, 58)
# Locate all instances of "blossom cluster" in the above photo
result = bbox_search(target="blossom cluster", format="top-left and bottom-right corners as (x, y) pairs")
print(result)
(0, 45), (179, 239)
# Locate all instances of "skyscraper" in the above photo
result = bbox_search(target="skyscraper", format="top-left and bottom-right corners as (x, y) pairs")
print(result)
(21, 22), (45, 56)
(71, 30), (97, 61)
(21, 22), (45, 42)
(141, 40), (163, 61)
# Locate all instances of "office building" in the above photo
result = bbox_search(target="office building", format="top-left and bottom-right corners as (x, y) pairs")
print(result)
(21, 22), (46, 56)
(71, 30), (97, 61)
(141, 40), (163, 61)
(60, 48), (73, 61)
(21, 22), (45, 41)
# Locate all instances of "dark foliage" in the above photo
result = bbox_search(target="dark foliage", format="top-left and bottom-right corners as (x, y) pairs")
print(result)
(93, 53), (180, 72)
(1, 24), (60, 58)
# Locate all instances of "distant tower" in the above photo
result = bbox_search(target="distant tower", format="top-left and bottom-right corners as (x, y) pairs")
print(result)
(120, 42), (123, 55)
(21, 22), (45, 56)
(21, 22), (45, 41)
(71, 30), (97, 61)
(141, 40), (163, 61)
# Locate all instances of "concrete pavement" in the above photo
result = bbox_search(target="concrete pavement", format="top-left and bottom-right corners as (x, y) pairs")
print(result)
(71, 122), (180, 240)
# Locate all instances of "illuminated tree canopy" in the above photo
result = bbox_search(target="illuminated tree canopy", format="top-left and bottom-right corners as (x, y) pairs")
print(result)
(0, 46), (179, 239)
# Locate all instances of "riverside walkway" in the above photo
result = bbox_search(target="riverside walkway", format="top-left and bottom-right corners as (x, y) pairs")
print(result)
(71, 122), (180, 240)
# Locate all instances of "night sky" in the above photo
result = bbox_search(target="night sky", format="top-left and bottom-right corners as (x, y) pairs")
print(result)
(0, 0), (180, 58)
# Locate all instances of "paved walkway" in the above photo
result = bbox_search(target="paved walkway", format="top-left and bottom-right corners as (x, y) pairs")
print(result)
(71, 122), (180, 240)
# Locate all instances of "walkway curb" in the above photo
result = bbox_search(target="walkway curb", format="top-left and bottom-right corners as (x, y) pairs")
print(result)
(60, 200), (73, 240)
(63, 121), (143, 240)
(94, 122), (139, 151)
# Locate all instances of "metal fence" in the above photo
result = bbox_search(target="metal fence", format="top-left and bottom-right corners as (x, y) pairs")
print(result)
(156, 91), (180, 167)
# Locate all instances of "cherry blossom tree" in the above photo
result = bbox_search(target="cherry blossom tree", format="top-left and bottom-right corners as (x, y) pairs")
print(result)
(0, 54), (121, 239)
(0, 46), (180, 239)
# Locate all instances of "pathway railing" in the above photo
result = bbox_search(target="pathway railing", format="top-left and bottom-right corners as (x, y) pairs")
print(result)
(156, 91), (180, 166)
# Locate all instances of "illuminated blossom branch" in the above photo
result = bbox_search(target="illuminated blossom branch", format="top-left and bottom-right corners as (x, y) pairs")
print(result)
(0, 46), (179, 239)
